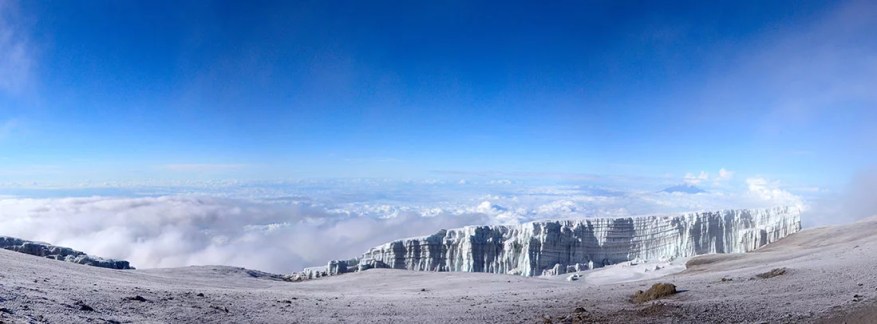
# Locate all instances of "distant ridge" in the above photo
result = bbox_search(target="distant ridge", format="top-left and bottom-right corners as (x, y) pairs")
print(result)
(661, 184), (706, 194)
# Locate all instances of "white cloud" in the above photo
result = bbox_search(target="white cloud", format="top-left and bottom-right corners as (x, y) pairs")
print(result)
(683, 171), (709, 185)
(716, 168), (734, 182)
(681, 169), (734, 186)
(745, 177), (805, 210)
(0, 178), (814, 274)
(0, 196), (490, 273)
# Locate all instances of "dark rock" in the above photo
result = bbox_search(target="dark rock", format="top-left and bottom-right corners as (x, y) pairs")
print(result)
(631, 283), (678, 303)
(755, 268), (787, 279)
(75, 301), (95, 312)
(124, 296), (148, 302)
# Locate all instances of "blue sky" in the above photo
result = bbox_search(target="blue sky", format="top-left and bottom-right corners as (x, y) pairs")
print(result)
(1, 0), (875, 188)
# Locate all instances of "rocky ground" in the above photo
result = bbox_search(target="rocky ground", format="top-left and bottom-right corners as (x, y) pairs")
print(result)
(2, 217), (876, 323)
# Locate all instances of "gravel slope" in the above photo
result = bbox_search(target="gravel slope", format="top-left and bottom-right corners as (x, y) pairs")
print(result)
(2, 217), (876, 323)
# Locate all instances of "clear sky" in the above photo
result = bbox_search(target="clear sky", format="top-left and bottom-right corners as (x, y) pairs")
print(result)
(1, 0), (875, 188)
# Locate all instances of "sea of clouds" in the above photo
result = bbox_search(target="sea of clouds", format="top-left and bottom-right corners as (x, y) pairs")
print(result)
(0, 173), (839, 273)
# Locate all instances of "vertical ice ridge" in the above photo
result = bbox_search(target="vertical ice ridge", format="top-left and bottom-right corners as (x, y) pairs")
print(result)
(301, 207), (801, 278)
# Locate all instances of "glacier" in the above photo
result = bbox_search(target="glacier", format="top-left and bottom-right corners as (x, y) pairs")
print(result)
(0, 236), (134, 270)
(297, 207), (800, 278)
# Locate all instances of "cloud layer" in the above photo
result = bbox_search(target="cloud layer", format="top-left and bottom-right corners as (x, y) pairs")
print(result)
(0, 195), (490, 273)
(0, 176), (810, 273)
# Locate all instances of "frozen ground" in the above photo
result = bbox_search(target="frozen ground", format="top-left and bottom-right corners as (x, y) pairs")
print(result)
(547, 257), (690, 285)
(2, 217), (877, 323)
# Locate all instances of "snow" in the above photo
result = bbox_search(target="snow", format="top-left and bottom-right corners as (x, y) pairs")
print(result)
(547, 257), (690, 285)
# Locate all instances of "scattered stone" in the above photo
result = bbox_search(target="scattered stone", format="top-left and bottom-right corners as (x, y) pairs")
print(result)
(637, 303), (680, 317)
(755, 268), (787, 279)
(420, 288), (427, 292)
(631, 283), (678, 303)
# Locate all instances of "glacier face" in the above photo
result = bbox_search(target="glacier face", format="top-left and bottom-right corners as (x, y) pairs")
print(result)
(0, 236), (134, 270)
(299, 207), (800, 278)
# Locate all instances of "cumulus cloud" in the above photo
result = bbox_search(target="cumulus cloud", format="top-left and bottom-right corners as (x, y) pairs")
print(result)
(715, 168), (734, 182)
(0, 2), (33, 95)
(744, 177), (805, 210)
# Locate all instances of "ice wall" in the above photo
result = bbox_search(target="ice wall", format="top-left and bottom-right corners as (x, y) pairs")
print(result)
(299, 207), (800, 278)
(0, 236), (134, 270)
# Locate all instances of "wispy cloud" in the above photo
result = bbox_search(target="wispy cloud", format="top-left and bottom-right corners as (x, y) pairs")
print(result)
(0, 1), (33, 95)
(702, 1), (877, 124)
(0, 118), (19, 140)
(759, 1), (877, 124)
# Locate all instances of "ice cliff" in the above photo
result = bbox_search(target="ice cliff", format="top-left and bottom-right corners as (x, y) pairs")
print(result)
(0, 236), (133, 270)
(298, 207), (800, 278)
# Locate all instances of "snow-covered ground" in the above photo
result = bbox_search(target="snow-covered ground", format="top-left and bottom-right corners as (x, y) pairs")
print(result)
(549, 257), (690, 285)
(2, 216), (877, 323)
